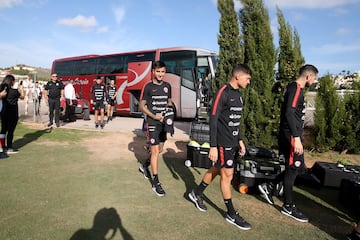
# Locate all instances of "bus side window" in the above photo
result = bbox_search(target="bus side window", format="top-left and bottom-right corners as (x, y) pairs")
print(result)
(181, 68), (195, 90)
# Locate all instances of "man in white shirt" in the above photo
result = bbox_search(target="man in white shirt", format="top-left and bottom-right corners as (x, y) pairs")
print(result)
(32, 81), (42, 116)
(23, 75), (32, 115)
(64, 79), (77, 122)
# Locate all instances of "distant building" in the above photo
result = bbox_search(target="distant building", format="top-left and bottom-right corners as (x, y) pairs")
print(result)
(12, 64), (35, 72)
(332, 70), (360, 89)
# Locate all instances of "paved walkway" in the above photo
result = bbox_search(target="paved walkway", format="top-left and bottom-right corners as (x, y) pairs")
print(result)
(18, 99), (191, 141)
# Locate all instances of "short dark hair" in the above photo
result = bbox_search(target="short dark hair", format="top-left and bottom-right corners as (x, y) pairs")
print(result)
(232, 64), (252, 76)
(299, 64), (318, 77)
(1, 74), (15, 86)
(152, 61), (166, 70)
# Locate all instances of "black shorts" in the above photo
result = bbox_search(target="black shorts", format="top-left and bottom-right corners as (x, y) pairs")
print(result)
(278, 131), (305, 170)
(107, 98), (115, 106)
(93, 100), (105, 110)
(146, 123), (167, 145)
(214, 146), (237, 169)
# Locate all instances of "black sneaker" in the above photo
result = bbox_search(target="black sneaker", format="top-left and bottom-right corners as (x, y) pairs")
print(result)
(258, 182), (274, 205)
(100, 122), (104, 129)
(188, 190), (207, 212)
(347, 230), (360, 240)
(152, 182), (165, 197)
(47, 122), (53, 127)
(225, 211), (252, 230)
(281, 204), (309, 223)
(139, 164), (151, 180)
(95, 122), (99, 128)
(6, 148), (19, 154)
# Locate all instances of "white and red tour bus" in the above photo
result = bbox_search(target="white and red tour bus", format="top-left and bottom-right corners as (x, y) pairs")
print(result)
(52, 47), (217, 119)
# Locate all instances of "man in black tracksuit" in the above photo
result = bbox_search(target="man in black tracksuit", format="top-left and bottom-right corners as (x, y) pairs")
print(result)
(258, 64), (318, 223)
(44, 73), (64, 127)
(189, 64), (252, 230)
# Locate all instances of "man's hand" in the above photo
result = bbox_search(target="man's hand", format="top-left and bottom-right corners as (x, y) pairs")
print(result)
(208, 147), (218, 162)
(294, 137), (303, 155)
(154, 113), (164, 122)
(0, 89), (7, 99)
(238, 140), (246, 157)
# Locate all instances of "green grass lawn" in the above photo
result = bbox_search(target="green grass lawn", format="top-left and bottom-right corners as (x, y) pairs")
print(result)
(0, 122), (358, 240)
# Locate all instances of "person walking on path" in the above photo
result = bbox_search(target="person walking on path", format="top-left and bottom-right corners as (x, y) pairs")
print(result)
(258, 64), (319, 223)
(138, 61), (173, 197)
(106, 79), (117, 122)
(32, 81), (42, 116)
(188, 64), (252, 230)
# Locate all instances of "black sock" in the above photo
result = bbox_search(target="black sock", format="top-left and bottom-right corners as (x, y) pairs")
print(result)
(153, 174), (159, 184)
(224, 199), (236, 216)
(195, 181), (208, 195)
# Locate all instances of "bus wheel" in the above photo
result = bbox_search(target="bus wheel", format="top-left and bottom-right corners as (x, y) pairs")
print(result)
(83, 108), (90, 120)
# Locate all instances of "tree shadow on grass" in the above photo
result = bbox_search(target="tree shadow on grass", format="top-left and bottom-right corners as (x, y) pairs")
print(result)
(162, 141), (227, 217)
(69, 207), (134, 240)
(13, 127), (52, 150)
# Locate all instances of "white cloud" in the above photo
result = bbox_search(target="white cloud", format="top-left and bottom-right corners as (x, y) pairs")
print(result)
(0, 0), (22, 8)
(336, 27), (360, 35)
(97, 26), (109, 33)
(264, 0), (360, 9)
(313, 43), (360, 55)
(113, 6), (126, 24)
(57, 15), (97, 32)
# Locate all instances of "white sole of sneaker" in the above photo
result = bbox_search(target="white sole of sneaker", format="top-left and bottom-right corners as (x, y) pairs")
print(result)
(257, 185), (274, 205)
(281, 210), (309, 223)
(188, 192), (207, 212)
(225, 217), (251, 230)
(151, 187), (165, 197)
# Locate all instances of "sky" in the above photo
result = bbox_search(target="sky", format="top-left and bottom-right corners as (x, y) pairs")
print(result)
(0, 0), (359, 76)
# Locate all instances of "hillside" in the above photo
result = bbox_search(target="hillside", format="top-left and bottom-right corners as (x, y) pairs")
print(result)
(0, 64), (51, 81)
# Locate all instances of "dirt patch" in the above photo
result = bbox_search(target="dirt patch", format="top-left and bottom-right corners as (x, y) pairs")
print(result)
(34, 140), (70, 147)
(79, 130), (188, 163)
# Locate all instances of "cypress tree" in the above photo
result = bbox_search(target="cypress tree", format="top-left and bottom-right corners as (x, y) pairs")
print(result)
(239, 0), (276, 146)
(214, 0), (243, 91)
(276, 7), (296, 86)
(293, 29), (305, 71)
(314, 74), (345, 151)
(339, 81), (360, 153)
